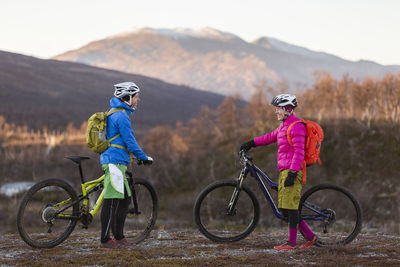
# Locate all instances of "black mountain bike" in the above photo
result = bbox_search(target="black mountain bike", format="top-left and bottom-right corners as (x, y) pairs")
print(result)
(17, 156), (158, 248)
(194, 151), (362, 246)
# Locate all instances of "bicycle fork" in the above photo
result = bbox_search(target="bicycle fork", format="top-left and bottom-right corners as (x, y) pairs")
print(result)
(129, 184), (141, 215)
(226, 168), (247, 216)
(127, 176), (141, 215)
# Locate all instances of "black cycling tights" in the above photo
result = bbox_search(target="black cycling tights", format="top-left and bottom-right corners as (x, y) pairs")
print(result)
(100, 189), (131, 243)
(280, 209), (300, 229)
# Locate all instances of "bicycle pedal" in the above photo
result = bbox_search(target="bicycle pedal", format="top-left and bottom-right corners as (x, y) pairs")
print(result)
(129, 211), (141, 215)
(128, 208), (141, 215)
(80, 224), (89, 229)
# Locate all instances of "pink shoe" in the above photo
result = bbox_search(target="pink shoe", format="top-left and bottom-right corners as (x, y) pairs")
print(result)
(274, 242), (297, 250)
(299, 235), (317, 249)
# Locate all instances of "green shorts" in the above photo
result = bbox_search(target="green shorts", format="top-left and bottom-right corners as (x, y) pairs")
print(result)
(102, 164), (131, 199)
(278, 169), (303, 210)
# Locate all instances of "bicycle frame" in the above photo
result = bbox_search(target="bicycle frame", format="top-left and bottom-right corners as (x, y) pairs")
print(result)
(81, 175), (105, 217)
(80, 174), (144, 217)
(240, 163), (284, 220)
(54, 172), (144, 223)
(52, 175), (105, 221)
(236, 152), (330, 223)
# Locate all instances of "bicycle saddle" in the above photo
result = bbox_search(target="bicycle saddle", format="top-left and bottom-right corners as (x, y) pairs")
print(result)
(65, 156), (90, 165)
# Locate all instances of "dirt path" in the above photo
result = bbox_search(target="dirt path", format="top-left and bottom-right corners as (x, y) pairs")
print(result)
(1, 229), (399, 266)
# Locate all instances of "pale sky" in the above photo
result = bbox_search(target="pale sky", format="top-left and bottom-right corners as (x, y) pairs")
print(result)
(1, 0), (399, 65)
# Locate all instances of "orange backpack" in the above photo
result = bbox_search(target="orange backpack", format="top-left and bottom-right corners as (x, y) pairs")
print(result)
(287, 119), (324, 184)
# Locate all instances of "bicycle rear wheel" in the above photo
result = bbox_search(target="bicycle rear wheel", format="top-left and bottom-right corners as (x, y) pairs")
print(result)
(125, 178), (158, 243)
(299, 183), (362, 246)
(194, 179), (260, 242)
(16, 179), (79, 248)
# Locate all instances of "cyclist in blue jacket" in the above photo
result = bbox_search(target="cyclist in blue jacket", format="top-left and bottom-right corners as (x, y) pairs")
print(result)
(99, 82), (153, 249)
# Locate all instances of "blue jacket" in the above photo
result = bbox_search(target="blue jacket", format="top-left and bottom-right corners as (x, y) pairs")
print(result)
(100, 97), (148, 165)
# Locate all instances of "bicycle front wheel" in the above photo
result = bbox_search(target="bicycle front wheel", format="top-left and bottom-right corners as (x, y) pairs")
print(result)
(194, 179), (260, 242)
(299, 183), (362, 246)
(125, 178), (158, 244)
(16, 179), (79, 248)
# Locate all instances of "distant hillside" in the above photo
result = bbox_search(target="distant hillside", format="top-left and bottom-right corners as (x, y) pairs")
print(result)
(54, 27), (400, 98)
(0, 50), (226, 131)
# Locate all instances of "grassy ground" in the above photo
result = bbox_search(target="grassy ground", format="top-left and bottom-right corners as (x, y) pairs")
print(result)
(1, 228), (399, 266)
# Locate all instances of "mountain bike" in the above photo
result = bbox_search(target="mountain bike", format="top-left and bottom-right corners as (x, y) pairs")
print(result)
(16, 155), (158, 248)
(194, 151), (362, 246)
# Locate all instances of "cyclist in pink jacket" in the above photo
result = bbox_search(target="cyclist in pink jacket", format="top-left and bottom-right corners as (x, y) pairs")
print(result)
(240, 94), (317, 250)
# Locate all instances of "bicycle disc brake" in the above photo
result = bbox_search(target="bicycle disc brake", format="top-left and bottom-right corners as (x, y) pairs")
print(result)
(226, 206), (237, 216)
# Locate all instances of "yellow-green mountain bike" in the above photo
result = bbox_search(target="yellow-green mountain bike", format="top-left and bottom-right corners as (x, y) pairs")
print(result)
(16, 156), (158, 248)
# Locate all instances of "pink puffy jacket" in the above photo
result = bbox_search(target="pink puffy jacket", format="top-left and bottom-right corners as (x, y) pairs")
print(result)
(254, 114), (306, 172)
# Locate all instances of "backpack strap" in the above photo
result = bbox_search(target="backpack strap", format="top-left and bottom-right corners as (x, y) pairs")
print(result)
(286, 119), (304, 147)
(106, 108), (126, 116)
(106, 108), (130, 153)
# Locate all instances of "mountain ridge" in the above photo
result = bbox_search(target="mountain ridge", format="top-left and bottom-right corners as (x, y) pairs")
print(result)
(0, 50), (226, 131)
(54, 27), (400, 98)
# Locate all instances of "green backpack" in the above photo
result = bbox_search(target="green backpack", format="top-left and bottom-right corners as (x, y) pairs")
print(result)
(86, 108), (127, 153)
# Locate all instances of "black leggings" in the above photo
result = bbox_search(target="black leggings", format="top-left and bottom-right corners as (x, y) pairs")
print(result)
(280, 208), (300, 229)
(100, 189), (131, 243)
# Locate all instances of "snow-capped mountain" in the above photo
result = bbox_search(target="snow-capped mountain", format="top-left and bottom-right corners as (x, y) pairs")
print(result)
(54, 27), (400, 98)
(111, 27), (240, 41)
(252, 37), (334, 59)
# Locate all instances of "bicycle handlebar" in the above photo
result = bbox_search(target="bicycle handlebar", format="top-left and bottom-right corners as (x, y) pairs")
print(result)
(239, 150), (253, 166)
(136, 159), (152, 166)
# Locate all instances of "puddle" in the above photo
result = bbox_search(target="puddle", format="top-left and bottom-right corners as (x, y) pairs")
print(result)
(0, 182), (35, 197)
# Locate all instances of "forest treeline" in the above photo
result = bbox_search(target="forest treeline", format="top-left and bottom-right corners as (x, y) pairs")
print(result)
(0, 72), (399, 234)
(2, 72), (399, 147)
(300, 72), (400, 123)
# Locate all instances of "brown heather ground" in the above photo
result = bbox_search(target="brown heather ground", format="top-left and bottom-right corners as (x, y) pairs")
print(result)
(1, 228), (399, 267)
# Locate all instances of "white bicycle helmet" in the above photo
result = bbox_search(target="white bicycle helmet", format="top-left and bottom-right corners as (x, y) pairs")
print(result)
(114, 82), (140, 98)
(270, 94), (298, 108)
